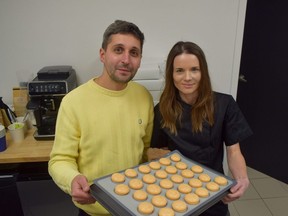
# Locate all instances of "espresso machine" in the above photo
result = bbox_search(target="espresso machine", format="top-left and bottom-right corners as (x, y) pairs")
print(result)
(27, 65), (77, 140)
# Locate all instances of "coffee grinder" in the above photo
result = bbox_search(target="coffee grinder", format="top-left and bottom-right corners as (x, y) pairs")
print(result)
(26, 65), (77, 140)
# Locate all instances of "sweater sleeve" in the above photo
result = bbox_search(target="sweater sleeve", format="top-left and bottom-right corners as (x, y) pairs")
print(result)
(48, 97), (81, 195)
(142, 94), (154, 162)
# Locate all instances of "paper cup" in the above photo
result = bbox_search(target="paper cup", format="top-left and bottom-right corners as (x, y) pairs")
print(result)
(8, 122), (25, 143)
(0, 125), (7, 151)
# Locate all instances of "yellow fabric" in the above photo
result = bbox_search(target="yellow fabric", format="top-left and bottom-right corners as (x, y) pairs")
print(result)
(48, 78), (154, 215)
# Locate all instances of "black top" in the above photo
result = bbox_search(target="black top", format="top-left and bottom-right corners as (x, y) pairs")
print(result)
(151, 92), (253, 216)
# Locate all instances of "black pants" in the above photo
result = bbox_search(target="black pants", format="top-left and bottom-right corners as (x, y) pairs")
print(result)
(78, 209), (90, 216)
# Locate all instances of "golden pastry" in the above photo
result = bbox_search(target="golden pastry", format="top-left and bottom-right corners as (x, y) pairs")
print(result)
(129, 178), (144, 190)
(114, 184), (130, 195)
(175, 161), (188, 170)
(165, 165), (178, 174)
(214, 176), (228, 186)
(191, 165), (203, 173)
(159, 157), (171, 166)
(133, 190), (148, 201)
(195, 187), (209, 198)
(198, 173), (211, 182)
(149, 161), (161, 170)
(170, 153), (181, 162)
(158, 207), (175, 216)
(138, 165), (151, 174)
(188, 178), (203, 188)
(181, 169), (194, 178)
(177, 183), (192, 194)
(142, 174), (156, 184)
(146, 184), (162, 195)
(151, 195), (167, 208)
(111, 173), (125, 183)
(171, 200), (187, 213)
(124, 168), (138, 178)
(206, 182), (220, 192)
(138, 202), (154, 215)
(165, 189), (180, 200)
(184, 193), (200, 205)
(159, 179), (174, 189)
(170, 174), (184, 184)
(155, 170), (168, 179)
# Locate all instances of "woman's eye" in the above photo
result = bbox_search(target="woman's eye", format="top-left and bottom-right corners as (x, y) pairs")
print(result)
(191, 67), (200, 72)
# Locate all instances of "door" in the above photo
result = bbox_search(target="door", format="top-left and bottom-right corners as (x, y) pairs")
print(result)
(237, 0), (288, 183)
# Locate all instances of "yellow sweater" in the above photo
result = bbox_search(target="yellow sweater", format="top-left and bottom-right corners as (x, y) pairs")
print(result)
(48, 78), (154, 215)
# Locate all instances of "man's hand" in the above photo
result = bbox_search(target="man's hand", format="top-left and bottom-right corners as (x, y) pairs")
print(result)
(147, 148), (170, 161)
(71, 174), (96, 205)
(222, 177), (250, 203)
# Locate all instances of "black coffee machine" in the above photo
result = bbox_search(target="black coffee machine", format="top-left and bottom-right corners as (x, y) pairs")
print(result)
(27, 66), (77, 140)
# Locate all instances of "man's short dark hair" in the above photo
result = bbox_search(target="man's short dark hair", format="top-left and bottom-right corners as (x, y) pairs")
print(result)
(102, 20), (145, 53)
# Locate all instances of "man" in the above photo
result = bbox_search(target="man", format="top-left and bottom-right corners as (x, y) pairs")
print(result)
(48, 20), (154, 216)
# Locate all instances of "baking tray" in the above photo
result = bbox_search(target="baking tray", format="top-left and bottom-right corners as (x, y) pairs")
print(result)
(90, 150), (236, 216)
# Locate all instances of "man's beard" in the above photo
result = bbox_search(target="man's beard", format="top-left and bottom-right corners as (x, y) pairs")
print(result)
(108, 66), (137, 83)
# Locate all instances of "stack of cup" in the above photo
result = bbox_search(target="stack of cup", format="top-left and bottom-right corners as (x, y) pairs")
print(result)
(0, 125), (7, 151)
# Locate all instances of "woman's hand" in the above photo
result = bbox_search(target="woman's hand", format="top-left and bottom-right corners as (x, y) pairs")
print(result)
(147, 148), (170, 161)
(223, 143), (250, 203)
(222, 177), (250, 203)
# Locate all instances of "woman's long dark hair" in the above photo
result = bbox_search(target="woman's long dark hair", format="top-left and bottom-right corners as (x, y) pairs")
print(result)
(159, 41), (214, 134)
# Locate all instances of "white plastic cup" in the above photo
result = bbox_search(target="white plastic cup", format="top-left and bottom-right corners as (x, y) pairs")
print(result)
(0, 125), (7, 151)
(8, 122), (25, 143)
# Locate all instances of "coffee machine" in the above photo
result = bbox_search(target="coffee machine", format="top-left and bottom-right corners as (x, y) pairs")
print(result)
(27, 66), (77, 140)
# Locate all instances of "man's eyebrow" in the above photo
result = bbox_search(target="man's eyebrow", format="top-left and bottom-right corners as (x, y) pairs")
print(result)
(112, 44), (141, 52)
(111, 43), (124, 48)
(131, 46), (141, 52)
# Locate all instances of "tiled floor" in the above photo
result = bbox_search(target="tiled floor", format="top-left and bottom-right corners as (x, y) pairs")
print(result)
(229, 167), (288, 216)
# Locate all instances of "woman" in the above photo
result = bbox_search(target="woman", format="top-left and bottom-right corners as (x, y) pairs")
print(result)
(149, 41), (252, 216)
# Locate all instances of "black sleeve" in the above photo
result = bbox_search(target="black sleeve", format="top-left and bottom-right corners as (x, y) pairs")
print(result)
(150, 104), (169, 148)
(223, 95), (253, 145)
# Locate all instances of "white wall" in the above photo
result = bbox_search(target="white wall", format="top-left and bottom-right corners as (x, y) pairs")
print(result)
(0, 0), (246, 104)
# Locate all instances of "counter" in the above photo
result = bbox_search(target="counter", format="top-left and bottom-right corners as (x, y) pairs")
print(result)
(0, 128), (54, 215)
(0, 128), (53, 164)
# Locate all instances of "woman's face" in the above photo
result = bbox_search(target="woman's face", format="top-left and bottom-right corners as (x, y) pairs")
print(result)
(173, 53), (201, 105)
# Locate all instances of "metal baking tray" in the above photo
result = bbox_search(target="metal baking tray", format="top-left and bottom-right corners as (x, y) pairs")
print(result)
(90, 150), (236, 216)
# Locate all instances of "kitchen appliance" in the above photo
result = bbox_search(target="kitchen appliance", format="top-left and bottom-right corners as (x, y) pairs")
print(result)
(26, 65), (77, 140)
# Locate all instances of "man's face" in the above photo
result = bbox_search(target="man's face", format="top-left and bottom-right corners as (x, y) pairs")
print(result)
(100, 34), (142, 84)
